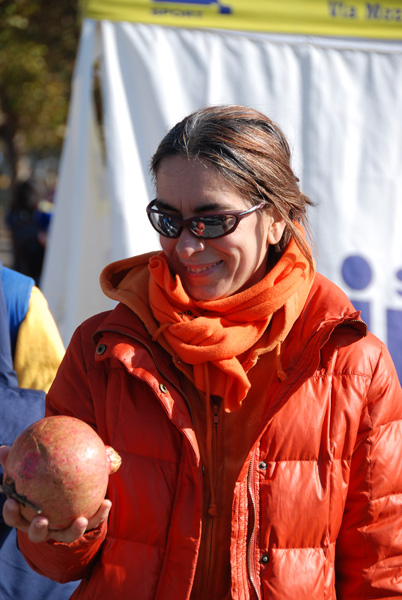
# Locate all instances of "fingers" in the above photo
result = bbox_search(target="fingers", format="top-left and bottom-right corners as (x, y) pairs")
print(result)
(86, 499), (112, 531)
(3, 497), (112, 544)
(28, 516), (53, 543)
(46, 500), (111, 543)
(3, 498), (32, 532)
(3, 500), (55, 543)
(3, 500), (54, 544)
(0, 445), (10, 467)
(47, 516), (89, 544)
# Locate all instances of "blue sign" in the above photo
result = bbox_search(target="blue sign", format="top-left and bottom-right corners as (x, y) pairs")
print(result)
(341, 254), (402, 383)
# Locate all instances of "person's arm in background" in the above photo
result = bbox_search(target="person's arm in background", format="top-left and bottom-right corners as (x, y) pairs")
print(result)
(1, 264), (65, 392)
(13, 285), (65, 392)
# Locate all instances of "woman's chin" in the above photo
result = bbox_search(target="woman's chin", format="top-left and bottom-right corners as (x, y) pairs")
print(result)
(183, 282), (225, 302)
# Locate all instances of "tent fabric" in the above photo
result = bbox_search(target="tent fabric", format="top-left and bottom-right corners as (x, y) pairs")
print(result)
(41, 19), (402, 382)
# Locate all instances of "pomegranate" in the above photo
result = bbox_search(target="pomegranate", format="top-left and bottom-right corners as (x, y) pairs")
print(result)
(2, 415), (121, 530)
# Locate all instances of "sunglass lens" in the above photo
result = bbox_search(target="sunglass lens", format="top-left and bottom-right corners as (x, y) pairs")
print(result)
(190, 215), (237, 238)
(151, 213), (180, 237)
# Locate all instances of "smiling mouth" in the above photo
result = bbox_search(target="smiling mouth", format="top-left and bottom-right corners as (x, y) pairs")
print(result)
(185, 261), (222, 274)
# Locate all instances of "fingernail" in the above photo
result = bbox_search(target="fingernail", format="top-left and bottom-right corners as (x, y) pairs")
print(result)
(7, 500), (19, 512)
(34, 519), (47, 529)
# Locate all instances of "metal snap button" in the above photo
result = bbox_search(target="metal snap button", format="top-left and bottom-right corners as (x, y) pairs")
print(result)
(258, 461), (267, 470)
(260, 554), (269, 564)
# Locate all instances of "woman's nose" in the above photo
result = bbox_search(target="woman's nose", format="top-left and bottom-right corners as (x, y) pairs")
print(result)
(175, 227), (205, 257)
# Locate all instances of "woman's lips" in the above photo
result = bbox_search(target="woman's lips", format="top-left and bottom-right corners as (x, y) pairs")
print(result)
(183, 260), (222, 275)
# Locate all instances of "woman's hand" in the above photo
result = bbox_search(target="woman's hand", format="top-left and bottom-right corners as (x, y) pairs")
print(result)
(0, 444), (112, 544)
(2, 498), (112, 543)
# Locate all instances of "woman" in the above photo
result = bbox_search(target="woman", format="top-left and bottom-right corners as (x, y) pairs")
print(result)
(1, 105), (402, 599)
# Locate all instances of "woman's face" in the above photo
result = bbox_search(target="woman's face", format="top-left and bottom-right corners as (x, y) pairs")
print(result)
(155, 155), (285, 301)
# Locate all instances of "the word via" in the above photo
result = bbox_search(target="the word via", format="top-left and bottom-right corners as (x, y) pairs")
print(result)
(328, 1), (358, 18)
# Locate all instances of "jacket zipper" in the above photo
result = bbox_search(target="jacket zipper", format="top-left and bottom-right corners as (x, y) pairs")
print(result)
(204, 397), (221, 597)
(242, 319), (366, 600)
(213, 400), (220, 427)
(242, 326), (333, 600)
(247, 454), (261, 600)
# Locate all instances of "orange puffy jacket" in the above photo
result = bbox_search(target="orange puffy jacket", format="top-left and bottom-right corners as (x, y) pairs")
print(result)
(18, 273), (402, 599)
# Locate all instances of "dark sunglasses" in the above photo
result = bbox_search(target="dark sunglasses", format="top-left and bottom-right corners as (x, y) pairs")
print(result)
(146, 200), (266, 239)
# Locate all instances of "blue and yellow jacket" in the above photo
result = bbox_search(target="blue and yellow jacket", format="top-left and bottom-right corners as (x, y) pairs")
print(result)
(1, 265), (64, 392)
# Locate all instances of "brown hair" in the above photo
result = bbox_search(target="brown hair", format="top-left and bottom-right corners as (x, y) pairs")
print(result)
(150, 105), (314, 268)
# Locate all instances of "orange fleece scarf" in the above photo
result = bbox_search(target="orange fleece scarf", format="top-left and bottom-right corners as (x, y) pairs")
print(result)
(149, 230), (314, 412)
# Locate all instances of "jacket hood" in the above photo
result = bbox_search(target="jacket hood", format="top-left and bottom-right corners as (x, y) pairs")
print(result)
(100, 252), (158, 296)
(297, 272), (366, 338)
(100, 251), (160, 338)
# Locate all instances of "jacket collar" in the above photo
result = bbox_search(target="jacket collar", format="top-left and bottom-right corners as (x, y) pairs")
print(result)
(94, 271), (367, 385)
(279, 272), (367, 377)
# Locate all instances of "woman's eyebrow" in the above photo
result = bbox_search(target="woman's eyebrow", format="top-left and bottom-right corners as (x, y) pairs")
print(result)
(154, 200), (178, 212)
(155, 200), (228, 214)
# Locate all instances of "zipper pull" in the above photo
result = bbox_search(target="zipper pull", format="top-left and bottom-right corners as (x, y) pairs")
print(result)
(212, 397), (221, 427)
(213, 403), (219, 427)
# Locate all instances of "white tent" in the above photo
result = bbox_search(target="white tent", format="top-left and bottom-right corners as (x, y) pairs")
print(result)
(41, 0), (402, 381)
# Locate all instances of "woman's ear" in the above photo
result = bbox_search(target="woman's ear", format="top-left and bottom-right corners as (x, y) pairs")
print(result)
(267, 207), (286, 245)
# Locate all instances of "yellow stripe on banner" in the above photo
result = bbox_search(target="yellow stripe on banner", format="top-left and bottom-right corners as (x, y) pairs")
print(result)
(82, 0), (402, 39)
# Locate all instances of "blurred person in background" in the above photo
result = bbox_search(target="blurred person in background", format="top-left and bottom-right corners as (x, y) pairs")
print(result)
(6, 178), (54, 286)
(1, 105), (402, 599)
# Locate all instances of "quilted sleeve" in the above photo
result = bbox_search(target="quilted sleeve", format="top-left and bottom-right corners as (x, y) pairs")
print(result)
(14, 286), (65, 392)
(335, 340), (402, 598)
